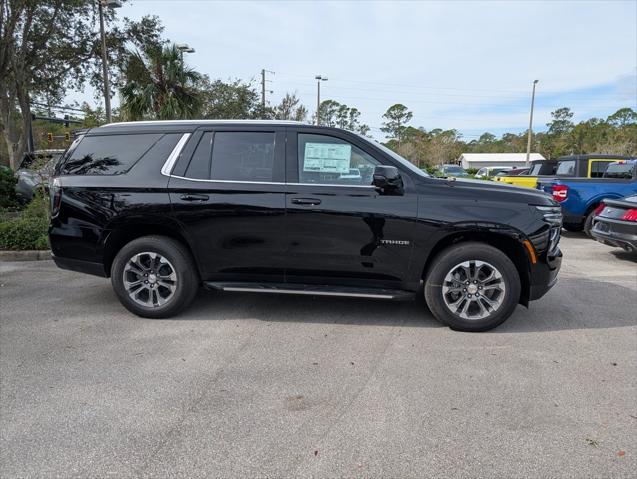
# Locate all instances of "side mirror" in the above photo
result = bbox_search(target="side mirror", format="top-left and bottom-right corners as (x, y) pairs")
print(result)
(372, 165), (404, 195)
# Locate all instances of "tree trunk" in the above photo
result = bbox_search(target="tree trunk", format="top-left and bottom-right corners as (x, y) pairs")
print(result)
(0, 86), (21, 171)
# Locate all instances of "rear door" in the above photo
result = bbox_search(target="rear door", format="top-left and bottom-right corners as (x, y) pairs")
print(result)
(283, 128), (418, 288)
(167, 126), (287, 282)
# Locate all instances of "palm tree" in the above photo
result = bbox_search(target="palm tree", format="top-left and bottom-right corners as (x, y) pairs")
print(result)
(120, 44), (202, 120)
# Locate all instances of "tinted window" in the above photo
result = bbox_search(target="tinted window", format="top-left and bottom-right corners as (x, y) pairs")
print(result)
(185, 132), (213, 179)
(603, 162), (635, 179)
(556, 160), (576, 176)
(60, 133), (162, 175)
(211, 132), (275, 182)
(297, 133), (379, 185)
(590, 160), (611, 178)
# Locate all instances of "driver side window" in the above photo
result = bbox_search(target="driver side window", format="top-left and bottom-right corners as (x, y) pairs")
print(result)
(297, 133), (379, 186)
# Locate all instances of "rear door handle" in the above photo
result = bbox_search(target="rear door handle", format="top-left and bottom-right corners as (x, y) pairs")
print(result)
(291, 197), (321, 206)
(180, 193), (209, 202)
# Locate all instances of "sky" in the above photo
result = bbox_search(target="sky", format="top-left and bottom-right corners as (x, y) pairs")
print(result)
(80, 0), (637, 141)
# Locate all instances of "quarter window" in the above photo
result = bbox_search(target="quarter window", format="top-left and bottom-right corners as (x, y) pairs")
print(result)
(184, 132), (213, 179)
(297, 133), (379, 185)
(60, 133), (163, 175)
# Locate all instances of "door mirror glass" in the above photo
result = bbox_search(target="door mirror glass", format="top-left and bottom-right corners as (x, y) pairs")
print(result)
(372, 165), (403, 195)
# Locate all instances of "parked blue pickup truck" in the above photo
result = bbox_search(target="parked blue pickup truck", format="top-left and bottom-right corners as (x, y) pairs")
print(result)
(536, 159), (637, 235)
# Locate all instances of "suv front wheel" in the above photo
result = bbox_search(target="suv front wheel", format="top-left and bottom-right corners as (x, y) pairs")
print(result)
(424, 242), (521, 332)
(111, 235), (199, 318)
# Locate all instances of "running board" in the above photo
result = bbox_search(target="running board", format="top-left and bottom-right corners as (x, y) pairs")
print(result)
(203, 282), (415, 300)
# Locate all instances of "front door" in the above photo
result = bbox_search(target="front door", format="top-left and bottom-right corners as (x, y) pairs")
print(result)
(283, 128), (418, 289)
(168, 126), (287, 282)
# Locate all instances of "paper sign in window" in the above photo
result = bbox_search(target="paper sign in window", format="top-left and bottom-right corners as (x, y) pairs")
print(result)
(303, 143), (351, 174)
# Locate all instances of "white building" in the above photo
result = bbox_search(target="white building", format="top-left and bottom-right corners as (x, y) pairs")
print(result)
(458, 153), (546, 170)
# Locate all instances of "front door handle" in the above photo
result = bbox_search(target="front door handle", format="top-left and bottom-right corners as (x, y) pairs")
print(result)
(180, 193), (209, 202)
(291, 197), (322, 206)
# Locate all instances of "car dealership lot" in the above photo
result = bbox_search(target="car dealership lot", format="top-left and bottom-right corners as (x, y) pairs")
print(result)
(1, 234), (635, 478)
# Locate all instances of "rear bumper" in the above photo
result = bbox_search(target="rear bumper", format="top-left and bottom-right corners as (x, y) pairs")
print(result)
(529, 247), (562, 301)
(591, 218), (637, 252)
(562, 212), (584, 226)
(51, 254), (107, 277)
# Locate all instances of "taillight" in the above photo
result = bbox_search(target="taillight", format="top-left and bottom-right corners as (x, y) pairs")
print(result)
(50, 179), (62, 217)
(593, 202), (605, 215)
(621, 209), (637, 222)
(552, 184), (568, 202)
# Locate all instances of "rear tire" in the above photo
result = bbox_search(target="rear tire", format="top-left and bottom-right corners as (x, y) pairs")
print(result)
(111, 235), (198, 318)
(424, 242), (521, 332)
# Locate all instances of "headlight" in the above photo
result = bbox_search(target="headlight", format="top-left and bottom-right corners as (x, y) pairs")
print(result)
(536, 205), (562, 226)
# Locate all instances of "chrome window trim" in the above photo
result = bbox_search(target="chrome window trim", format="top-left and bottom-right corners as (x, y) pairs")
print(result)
(166, 174), (376, 189)
(160, 133), (191, 177)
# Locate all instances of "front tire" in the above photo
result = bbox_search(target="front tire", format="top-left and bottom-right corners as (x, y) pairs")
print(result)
(424, 242), (521, 332)
(111, 235), (199, 318)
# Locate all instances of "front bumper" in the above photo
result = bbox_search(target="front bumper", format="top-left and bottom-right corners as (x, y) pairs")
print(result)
(591, 217), (637, 252)
(529, 246), (562, 301)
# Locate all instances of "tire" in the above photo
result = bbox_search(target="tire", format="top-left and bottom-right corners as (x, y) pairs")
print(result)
(424, 242), (521, 332)
(583, 210), (597, 238)
(111, 235), (199, 318)
(562, 222), (583, 232)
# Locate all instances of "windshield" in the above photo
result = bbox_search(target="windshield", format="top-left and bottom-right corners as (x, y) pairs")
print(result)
(528, 164), (542, 175)
(370, 139), (431, 177)
(444, 166), (464, 173)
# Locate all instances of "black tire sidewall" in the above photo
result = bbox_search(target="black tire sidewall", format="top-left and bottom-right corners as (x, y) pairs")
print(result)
(111, 236), (198, 318)
(424, 242), (521, 332)
(583, 210), (596, 237)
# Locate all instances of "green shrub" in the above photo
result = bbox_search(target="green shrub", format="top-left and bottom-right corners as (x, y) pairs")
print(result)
(0, 166), (18, 208)
(0, 193), (50, 250)
(466, 168), (479, 175)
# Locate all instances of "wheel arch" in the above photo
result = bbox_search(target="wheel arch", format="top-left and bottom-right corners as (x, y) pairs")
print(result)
(100, 220), (199, 278)
(421, 228), (532, 307)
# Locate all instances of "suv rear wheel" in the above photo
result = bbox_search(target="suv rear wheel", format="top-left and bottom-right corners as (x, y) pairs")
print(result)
(111, 235), (198, 318)
(424, 242), (521, 332)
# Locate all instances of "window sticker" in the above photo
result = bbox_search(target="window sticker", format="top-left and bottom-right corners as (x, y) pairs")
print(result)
(303, 143), (351, 174)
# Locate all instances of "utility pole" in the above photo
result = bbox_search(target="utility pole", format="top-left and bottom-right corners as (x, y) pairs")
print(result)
(526, 79), (539, 166)
(315, 75), (328, 125)
(260, 69), (274, 117)
(98, 0), (122, 124)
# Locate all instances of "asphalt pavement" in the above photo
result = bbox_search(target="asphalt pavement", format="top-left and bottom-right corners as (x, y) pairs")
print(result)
(1, 233), (636, 478)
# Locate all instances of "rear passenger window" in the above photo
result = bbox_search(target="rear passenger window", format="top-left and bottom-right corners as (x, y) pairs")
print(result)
(211, 132), (275, 182)
(590, 160), (610, 178)
(60, 133), (162, 175)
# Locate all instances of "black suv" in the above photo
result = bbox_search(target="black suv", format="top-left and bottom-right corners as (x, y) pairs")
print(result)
(49, 121), (562, 331)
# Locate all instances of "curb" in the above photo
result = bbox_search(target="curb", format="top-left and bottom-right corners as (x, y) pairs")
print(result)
(0, 250), (52, 262)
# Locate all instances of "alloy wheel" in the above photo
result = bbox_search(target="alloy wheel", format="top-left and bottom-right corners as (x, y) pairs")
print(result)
(441, 260), (506, 320)
(123, 252), (177, 308)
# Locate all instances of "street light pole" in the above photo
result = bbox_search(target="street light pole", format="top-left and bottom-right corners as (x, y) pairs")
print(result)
(98, 0), (121, 124)
(526, 79), (539, 167)
(176, 43), (195, 75)
(98, 1), (111, 123)
(315, 75), (328, 126)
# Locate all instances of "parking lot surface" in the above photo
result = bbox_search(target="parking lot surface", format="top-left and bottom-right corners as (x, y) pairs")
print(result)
(1, 233), (636, 478)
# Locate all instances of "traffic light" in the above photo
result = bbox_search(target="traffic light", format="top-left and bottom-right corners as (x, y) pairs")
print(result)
(47, 132), (53, 143)
(63, 115), (69, 128)
(64, 132), (71, 142)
